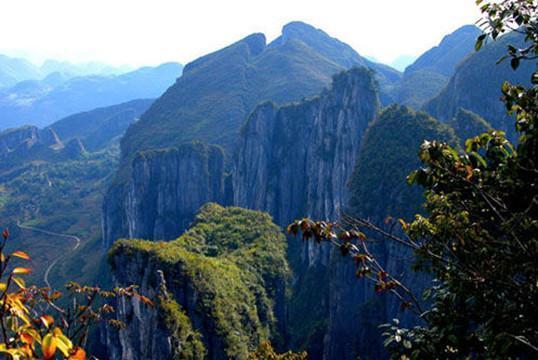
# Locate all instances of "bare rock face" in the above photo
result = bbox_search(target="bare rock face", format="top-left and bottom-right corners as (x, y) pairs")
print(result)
(102, 252), (174, 360)
(102, 143), (226, 248)
(233, 67), (379, 266)
(322, 105), (458, 359)
(232, 67), (380, 355)
(0, 125), (81, 169)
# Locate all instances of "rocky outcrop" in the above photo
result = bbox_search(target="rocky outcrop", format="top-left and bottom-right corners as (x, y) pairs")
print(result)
(232, 67), (380, 355)
(324, 105), (459, 359)
(234, 67), (379, 266)
(0, 126), (40, 155)
(101, 68), (380, 358)
(102, 143), (226, 248)
(0, 125), (73, 168)
(103, 253), (179, 360)
(106, 204), (290, 360)
(102, 68), (378, 249)
(63, 138), (87, 158)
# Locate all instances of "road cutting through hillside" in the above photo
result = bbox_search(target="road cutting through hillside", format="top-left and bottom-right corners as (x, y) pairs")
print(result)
(16, 221), (81, 288)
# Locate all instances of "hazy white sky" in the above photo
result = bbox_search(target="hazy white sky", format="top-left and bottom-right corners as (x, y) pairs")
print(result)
(0, 0), (481, 67)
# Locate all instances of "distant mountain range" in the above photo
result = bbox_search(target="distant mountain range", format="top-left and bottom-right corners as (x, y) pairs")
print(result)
(0, 54), (42, 88)
(0, 98), (151, 167)
(0, 54), (132, 88)
(0, 62), (182, 130)
(49, 98), (153, 152)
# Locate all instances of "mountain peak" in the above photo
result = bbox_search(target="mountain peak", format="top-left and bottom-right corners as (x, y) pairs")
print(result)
(277, 21), (333, 45)
(268, 21), (364, 69)
(404, 24), (481, 77)
(282, 21), (321, 35)
(438, 25), (481, 49)
(241, 33), (267, 57)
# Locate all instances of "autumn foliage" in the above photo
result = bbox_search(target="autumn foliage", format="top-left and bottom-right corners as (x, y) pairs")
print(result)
(0, 228), (152, 359)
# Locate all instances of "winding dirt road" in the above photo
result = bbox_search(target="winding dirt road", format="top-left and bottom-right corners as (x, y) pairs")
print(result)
(16, 221), (81, 288)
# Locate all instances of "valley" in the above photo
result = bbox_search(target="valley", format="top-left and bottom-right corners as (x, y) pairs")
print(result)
(16, 220), (81, 288)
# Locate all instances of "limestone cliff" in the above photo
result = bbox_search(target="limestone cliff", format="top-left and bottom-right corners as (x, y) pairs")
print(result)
(232, 68), (379, 355)
(102, 143), (226, 248)
(102, 68), (380, 358)
(106, 204), (290, 360)
(324, 105), (459, 359)
(234, 67), (378, 228)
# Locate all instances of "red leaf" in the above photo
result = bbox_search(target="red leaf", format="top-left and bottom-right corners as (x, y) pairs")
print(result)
(12, 251), (31, 260)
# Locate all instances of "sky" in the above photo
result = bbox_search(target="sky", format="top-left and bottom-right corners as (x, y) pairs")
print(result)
(0, 0), (482, 68)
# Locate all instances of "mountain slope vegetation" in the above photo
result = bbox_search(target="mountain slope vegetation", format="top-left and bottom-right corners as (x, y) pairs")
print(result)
(109, 204), (290, 359)
(119, 22), (398, 164)
(396, 25), (481, 108)
(425, 31), (534, 140)
(49, 98), (153, 151)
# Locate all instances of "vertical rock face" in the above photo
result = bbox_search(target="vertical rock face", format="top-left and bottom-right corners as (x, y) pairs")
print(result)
(103, 68), (378, 250)
(233, 67), (380, 355)
(107, 204), (290, 360)
(323, 105), (459, 359)
(102, 252), (175, 360)
(102, 143), (226, 247)
(234, 67), (379, 261)
(234, 67), (379, 286)
(102, 67), (380, 358)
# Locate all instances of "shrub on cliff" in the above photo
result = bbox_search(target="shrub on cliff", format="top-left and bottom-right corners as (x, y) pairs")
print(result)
(109, 203), (291, 358)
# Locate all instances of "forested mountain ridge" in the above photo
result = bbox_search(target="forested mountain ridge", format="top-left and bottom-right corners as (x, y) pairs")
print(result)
(395, 25), (481, 108)
(405, 25), (481, 77)
(425, 31), (534, 141)
(118, 21), (399, 163)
